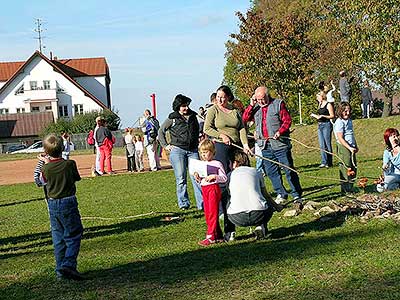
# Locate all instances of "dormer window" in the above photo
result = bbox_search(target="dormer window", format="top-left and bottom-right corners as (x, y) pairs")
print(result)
(15, 84), (24, 95)
(30, 81), (38, 90)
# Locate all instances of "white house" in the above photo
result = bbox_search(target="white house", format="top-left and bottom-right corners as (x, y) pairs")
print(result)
(0, 51), (111, 121)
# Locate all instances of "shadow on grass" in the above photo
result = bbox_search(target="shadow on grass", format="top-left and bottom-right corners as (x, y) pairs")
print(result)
(2, 224), (396, 299)
(0, 197), (45, 208)
(0, 209), (204, 259)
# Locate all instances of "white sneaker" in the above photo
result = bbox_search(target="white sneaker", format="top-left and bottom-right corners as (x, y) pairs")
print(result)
(376, 184), (384, 193)
(275, 194), (286, 204)
(254, 224), (266, 240)
(224, 231), (236, 242)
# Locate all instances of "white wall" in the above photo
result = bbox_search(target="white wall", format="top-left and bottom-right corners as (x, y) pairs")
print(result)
(0, 56), (106, 118)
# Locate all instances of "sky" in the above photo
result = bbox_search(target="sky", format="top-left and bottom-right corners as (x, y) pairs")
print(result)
(0, 0), (251, 127)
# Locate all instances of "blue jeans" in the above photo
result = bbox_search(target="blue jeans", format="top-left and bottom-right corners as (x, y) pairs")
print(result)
(262, 142), (302, 199)
(317, 122), (333, 166)
(384, 174), (400, 190)
(169, 146), (203, 209)
(47, 195), (83, 273)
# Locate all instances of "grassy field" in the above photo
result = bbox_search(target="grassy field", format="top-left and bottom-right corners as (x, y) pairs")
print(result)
(1, 116), (400, 300)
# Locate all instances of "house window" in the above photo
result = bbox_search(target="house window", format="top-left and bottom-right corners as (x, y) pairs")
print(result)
(56, 81), (65, 93)
(43, 80), (50, 90)
(31, 106), (40, 112)
(30, 81), (38, 90)
(16, 108), (25, 113)
(58, 105), (68, 117)
(74, 104), (84, 115)
(45, 106), (52, 111)
(15, 84), (24, 95)
(0, 108), (9, 114)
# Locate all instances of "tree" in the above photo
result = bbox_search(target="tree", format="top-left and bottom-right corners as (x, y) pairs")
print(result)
(40, 109), (120, 137)
(330, 0), (400, 116)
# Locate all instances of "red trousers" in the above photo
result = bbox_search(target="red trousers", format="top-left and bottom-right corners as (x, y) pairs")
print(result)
(202, 184), (223, 241)
(99, 139), (113, 173)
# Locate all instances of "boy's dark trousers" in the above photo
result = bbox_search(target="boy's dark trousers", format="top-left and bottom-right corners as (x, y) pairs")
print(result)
(47, 195), (83, 273)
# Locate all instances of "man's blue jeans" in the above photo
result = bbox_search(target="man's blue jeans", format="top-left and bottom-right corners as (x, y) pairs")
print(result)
(169, 146), (203, 209)
(261, 142), (302, 199)
(317, 122), (333, 166)
(47, 195), (83, 273)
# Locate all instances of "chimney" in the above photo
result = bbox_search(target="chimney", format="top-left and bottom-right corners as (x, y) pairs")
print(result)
(50, 51), (53, 60)
(54, 56), (58, 60)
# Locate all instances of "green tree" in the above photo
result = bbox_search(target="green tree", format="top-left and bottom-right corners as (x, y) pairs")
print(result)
(330, 0), (400, 116)
(40, 109), (120, 137)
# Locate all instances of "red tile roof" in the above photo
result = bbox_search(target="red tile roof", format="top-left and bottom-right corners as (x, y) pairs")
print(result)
(0, 61), (25, 81)
(0, 56), (109, 82)
(0, 112), (54, 138)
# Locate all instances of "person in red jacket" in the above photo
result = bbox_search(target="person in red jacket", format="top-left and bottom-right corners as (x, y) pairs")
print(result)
(95, 117), (115, 175)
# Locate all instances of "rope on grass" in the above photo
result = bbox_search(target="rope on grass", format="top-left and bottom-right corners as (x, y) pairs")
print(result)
(214, 138), (354, 184)
(81, 211), (156, 220)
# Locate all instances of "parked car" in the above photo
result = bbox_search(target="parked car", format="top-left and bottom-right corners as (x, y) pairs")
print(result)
(6, 144), (27, 153)
(11, 140), (75, 154)
(11, 141), (44, 154)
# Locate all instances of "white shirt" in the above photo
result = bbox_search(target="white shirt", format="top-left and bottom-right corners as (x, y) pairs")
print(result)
(227, 166), (268, 214)
(135, 141), (144, 151)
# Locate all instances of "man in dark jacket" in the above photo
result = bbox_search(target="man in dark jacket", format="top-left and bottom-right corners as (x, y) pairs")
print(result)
(158, 94), (203, 210)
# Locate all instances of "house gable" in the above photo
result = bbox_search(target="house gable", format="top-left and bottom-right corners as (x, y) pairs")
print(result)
(0, 52), (110, 119)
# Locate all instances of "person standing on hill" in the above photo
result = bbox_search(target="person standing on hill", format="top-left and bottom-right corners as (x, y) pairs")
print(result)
(339, 70), (351, 102)
(142, 109), (161, 171)
(361, 80), (373, 118)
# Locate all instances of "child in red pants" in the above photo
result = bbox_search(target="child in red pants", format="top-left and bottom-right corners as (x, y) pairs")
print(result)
(194, 140), (227, 246)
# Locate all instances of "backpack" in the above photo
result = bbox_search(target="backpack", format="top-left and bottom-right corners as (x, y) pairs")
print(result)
(87, 130), (95, 145)
(148, 117), (160, 140)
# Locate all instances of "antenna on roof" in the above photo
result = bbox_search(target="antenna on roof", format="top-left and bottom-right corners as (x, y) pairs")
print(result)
(34, 18), (46, 53)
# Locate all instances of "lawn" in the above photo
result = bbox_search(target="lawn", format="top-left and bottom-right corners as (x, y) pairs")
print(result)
(1, 116), (400, 300)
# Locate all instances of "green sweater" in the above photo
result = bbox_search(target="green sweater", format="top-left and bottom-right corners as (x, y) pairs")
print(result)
(43, 159), (81, 199)
(204, 104), (248, 145)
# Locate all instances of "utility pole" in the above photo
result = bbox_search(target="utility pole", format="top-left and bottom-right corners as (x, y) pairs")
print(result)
(34, 18), (45, 53)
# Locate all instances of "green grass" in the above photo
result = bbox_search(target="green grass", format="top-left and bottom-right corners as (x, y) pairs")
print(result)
(1, 116), (400, 299)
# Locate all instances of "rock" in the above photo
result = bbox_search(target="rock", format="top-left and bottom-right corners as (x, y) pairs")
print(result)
(319, 206), (335, 214)
(303, 202), (317, 211)
(340, 205), (350, 212)
(284, 209), (298, 217)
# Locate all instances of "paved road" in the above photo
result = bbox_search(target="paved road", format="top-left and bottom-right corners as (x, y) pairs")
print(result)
(0, 154), (171, 186)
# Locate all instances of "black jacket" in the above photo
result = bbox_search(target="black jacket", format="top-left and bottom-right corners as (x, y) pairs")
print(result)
(167, 110), (199, 151)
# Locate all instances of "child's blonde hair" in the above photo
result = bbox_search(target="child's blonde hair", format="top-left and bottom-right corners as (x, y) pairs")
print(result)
(135, 135), (142, 142)
(43, 134), (63, 158)
(199, 139), (215, 155)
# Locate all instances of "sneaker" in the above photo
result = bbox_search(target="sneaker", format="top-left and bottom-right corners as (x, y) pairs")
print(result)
(376, 183), (384, 193)
(224, 231), (236, 242)
(319, 164), (327, 168)
(59, 266), (84, 281)
(198, 238), (216, 246)
(293, 198), (304, 212)
(275, 194), (287, 204)
(254, 224), (266, 240)
(56, 271), (65, 281)
(180, 206), (190, 211)
(107, 171), (116, 175)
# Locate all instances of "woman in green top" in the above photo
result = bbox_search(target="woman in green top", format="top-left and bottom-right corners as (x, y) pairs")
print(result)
(204, 85), (250, 241)
(204, 85), (250, 173)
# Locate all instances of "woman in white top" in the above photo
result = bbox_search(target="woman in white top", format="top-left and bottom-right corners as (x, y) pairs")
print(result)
(134, 135), (144, 171)
(124, 128), (136, 172)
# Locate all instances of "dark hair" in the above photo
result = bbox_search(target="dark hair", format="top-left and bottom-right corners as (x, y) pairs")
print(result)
(43, 134), (63, 158)
(210, 93), (217, 103)
(384, 128), (399, 150)
(216, 85), (234, 102)
(318, 81), (325, 91)
(336, 102), (352, 118)
(172, 94), (192, 112)
(232, 150), (250, 167)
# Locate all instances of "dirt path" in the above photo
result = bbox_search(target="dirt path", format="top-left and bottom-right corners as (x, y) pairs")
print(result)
(0, 154), (171, 186)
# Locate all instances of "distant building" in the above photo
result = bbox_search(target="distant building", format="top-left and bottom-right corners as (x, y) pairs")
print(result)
(0, 51), (112, 144)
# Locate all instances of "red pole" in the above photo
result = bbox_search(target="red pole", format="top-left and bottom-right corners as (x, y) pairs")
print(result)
(150, 93), (156, 118)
